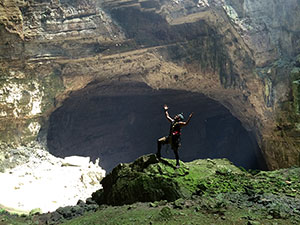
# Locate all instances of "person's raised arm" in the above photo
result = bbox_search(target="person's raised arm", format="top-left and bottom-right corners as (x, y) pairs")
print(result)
(164, 104), (173, 123)
(179, 112), (193, 127)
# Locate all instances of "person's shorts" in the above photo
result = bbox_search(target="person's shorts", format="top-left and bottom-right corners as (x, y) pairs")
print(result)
(158, 135), (180, 150)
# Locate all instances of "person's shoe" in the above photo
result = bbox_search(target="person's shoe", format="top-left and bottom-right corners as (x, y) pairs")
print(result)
(156, 153), (161, 159)
(176, 164), (180, 169)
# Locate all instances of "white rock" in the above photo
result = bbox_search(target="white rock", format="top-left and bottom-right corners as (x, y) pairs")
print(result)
(0, 147), (105, 214)
(63, 156), (91, 167)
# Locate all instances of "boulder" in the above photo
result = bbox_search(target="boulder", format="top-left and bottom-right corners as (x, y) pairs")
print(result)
(92, 154), (242, 206)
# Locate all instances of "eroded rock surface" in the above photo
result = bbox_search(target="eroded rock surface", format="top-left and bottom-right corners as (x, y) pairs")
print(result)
(91, 154), (300, 208)
(0, 0), (299, 170)
(91, 154), (242, 205)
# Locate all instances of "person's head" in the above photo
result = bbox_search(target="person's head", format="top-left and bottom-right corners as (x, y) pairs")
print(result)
(174, 113), (184, 121)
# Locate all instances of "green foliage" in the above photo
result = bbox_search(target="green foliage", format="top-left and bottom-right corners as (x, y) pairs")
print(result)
(61, 192), (300, 225)
(2, 156), (300, 225)
(0, 208), (7, 214)
(196, 167), (300, 198)
(29, 208), (41, 216)
(158, 206), (173, 220)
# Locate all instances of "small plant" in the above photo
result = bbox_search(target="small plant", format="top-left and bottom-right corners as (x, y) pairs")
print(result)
(159, 206), (173, 220)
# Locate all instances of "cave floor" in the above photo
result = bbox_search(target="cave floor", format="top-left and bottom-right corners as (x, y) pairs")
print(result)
(61, 199), (299, 225)
(1, 193), (299, 225)
(1, 157), (300, 225)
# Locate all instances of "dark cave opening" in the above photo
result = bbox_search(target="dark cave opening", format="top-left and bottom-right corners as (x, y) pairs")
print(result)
(47, 81), (267, 172)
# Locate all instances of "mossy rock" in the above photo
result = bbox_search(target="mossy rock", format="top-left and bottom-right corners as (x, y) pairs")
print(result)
(29, 208), (42, 216)
(92, 154), (242, 206)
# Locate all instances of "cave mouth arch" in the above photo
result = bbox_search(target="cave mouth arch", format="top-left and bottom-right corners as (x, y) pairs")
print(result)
(47, 80), (267, 172)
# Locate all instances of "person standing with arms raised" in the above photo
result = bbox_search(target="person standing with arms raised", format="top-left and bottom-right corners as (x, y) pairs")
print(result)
(156, 104), (193, 168)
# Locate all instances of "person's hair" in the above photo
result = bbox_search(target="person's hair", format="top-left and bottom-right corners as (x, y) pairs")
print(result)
(176, 113), (184, 121)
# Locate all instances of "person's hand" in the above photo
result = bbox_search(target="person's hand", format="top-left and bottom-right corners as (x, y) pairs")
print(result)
(189, 112), (194, 117)
(164, 104), (168, 111)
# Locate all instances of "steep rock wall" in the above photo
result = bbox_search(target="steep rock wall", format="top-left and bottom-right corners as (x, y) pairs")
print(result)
(0, 0), (299, 169)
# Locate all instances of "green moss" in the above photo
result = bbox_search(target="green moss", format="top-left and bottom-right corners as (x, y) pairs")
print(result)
(92, 155), (244, 206)
(2, 156), (300, 225)
(289, 62), (300, 115)
(61, 196), (299, 225)
(292, 67), (300, 80)
(93, 154), (300, 209)
(273, 58), (300, 160)
(292, 80), (300, 115)
(197, 167), (300, 198)
(80, 157), (300, 224)
(166, 36), (237, 89)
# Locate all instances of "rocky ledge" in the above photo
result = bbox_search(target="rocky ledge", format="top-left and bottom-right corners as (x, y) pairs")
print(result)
(91, 154), (300, 206)
(91, 154), (242, 205)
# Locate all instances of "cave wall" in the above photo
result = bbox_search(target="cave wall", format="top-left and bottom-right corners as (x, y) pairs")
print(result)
(46, 81), (267, 172)
(0, 0), (299, 169)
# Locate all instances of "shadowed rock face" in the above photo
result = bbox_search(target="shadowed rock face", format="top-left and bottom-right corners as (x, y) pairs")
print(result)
(47, 81), (266, 172)
(0, 0), (300, 170)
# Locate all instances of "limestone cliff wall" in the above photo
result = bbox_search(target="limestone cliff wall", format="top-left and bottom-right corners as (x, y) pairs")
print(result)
(0, 0), (299, 169)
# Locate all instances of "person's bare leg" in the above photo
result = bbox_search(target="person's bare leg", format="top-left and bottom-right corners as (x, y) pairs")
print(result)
(174, 147), (180, 168)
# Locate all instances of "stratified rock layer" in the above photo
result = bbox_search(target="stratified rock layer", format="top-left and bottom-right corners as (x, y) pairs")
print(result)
(0, 0), (299, 169)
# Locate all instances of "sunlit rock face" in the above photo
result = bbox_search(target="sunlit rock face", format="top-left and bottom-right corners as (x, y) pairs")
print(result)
(0, 0), (300, 171)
